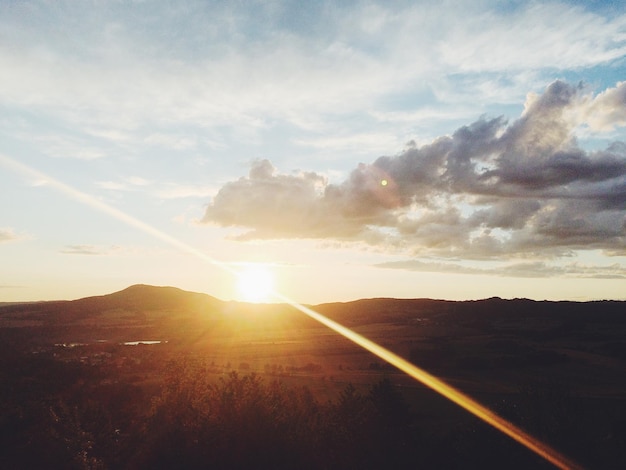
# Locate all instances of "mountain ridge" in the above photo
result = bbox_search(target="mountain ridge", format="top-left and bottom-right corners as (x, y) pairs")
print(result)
(1, 284), (624, 332)
(5, 284), (624, 309)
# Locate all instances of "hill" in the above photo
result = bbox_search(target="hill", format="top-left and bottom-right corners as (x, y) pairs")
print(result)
(2, 284), (625, 334)
(0, 284), (223, 328)
(1, 286), (626, 468)
(2, 285), (625, 357)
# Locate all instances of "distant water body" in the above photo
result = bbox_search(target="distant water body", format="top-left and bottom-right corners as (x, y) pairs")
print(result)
(122, 340), (165, 346)
(56, 340), (166, 347)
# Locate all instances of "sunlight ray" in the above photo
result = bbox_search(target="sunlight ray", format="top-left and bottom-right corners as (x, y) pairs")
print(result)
(0, 154), (235, 276)
(272, 292), (582, 470)
(1, 153), (581, 470)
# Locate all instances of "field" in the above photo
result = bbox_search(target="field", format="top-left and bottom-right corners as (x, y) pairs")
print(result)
(1, 285), (626, 468)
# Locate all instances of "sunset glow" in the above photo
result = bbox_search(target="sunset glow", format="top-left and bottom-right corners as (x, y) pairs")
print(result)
(277, 294), (583, 470)
(236, 265), (275, 303)
(1, 1), (624, 468)
(1, 1), (624, 304)
(0, 155), (582, 468)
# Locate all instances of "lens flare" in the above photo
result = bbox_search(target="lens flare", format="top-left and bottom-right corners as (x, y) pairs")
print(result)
(272, 294), (581, 470)
(1, 153), (581, 470)
(0, 154), (235, 276)
(237, 265), (274, 302)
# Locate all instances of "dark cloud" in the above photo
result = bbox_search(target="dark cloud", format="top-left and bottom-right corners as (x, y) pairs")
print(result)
(202, 81), (626, 258)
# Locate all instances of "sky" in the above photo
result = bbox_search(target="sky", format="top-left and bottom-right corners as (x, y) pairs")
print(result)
(1, 0), (625, 304)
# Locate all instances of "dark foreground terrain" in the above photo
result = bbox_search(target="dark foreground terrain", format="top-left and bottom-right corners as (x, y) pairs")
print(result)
(1, 285), (625, 469)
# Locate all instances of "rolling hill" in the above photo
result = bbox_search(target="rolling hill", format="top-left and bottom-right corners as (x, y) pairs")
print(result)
(1, 284), (625, 350)
(1, 285), (625, 469)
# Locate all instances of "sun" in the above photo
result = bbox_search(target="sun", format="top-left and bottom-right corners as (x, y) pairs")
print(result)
(236, 265), (275, 302)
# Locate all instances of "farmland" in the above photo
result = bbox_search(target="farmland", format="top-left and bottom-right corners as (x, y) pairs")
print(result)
(1, 285), (626, 468)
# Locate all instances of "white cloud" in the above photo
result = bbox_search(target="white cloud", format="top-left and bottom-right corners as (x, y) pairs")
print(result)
(95, 181), (128, 191)
(375, 258), (626, 279)
(95, 176), (214, 200)
(0, 228), (28, 243)
(1, 0), (624, 144)
(59, 244), (133, 256)
(293, 132), (403, 156)
(438, 3), (626, 73)
(35, 134), (106, 160)
(155, 183), (216, 200)
(582, 81), (626, 131)
(60, 245), (108, 255)
(95, 176), (151, 191)
(144, 133), (197, 150)
(0, 228), (19, 243)
(202, 81), (626, 258)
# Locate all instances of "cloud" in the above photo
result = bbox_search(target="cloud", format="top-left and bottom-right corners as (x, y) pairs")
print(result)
(95, 177), (151, 192)
(293, 132), (403, 157)
(35, 134), (106, 160)
(155, 183), (216, 200)
(583, 81), (626, 131)
(203, 160), (337, 239)
(60, 245), (115, 255)
(0, 228), (25, 243)
(202, 81), (626, 258)
(144, 133), (197, 150)
(0, 229), (16, 243)
(1, 1), (624, 143)
(437, 3), (626, 73)
(96, 177), (214, 199)
(374, 259), (626, 279)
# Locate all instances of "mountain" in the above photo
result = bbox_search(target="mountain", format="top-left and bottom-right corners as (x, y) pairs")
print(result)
(0, 284), (224, 328)
(1, 285), (625, 346)
(2, 285), (625, 470)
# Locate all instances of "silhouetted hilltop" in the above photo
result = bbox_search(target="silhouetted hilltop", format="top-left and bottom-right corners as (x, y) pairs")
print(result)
(0, 284), (223, 328)
(94, 284), (223, 314)
(1, 286), (625, 344)
(315, 296), (626, 325)
(314, 297), (454, 325)
(1, 285), (625, 469)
